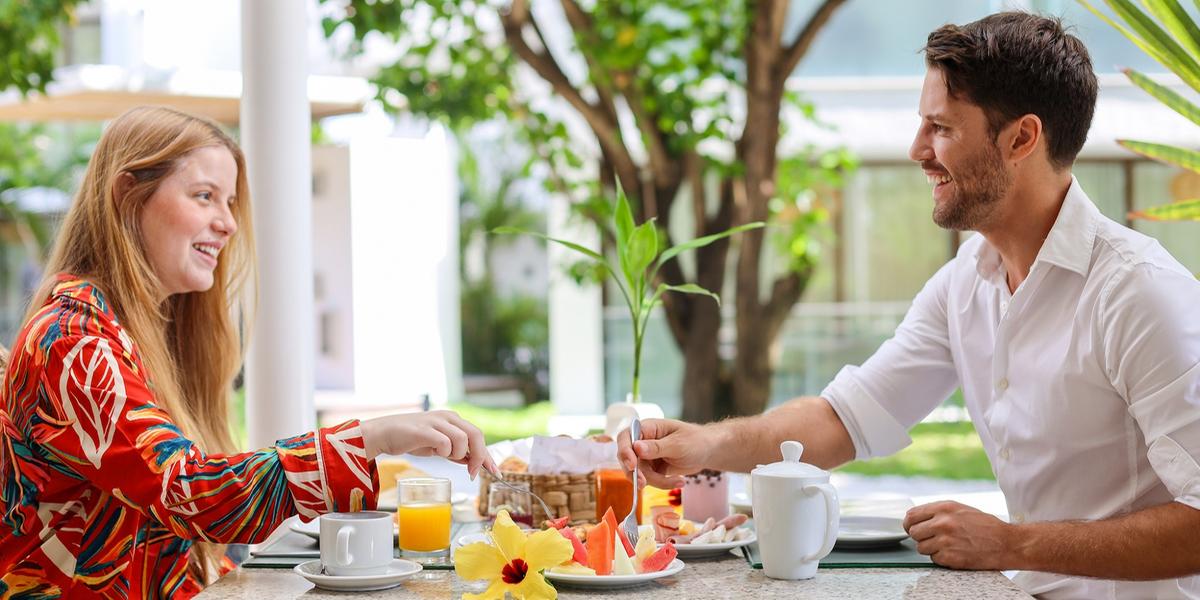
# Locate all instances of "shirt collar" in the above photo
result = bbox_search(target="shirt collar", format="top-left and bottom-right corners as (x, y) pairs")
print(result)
(974, 175), (1099, 281)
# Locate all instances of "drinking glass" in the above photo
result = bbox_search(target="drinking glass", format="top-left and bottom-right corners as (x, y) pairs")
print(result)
(396, 477), (452, 563)
(488, 481), (533, 527)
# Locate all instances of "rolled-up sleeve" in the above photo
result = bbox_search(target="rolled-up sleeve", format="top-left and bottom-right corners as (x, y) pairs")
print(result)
(1103, 262), (1200, 510)
(822, 260), (961, 459)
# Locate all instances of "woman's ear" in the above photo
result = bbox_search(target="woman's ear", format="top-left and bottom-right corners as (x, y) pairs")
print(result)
(112, 171), (137, 203)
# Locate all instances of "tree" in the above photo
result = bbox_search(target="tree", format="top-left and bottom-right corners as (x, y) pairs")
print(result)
(323, 0), (853, 421)
(0, 0), (85, 95)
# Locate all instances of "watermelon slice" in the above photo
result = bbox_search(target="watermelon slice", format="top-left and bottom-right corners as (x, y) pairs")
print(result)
(546, 516), (570, 530)
(601, 507), (636, 557)
(640, 542), (678, 573)
(559, 527), (588, 566)
(586, 521), (613, 575)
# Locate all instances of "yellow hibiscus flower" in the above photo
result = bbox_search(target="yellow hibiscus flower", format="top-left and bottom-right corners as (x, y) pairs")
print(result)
(455, 510), (573, 600)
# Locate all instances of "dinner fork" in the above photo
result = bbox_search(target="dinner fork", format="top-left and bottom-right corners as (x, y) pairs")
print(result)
(620, 418), (641, 547)
(490, 471), (556, 523)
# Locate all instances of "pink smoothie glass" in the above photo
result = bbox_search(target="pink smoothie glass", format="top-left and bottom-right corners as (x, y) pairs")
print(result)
(682, 469), (729, 523)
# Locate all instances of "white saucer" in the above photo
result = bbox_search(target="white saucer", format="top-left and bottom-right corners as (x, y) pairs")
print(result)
(293, 559), (422, 592)
(545, 559), (685, 589)
(663, 532), (756, 558)
(290, 518), (399, 541)
(836, 515), (909, 549)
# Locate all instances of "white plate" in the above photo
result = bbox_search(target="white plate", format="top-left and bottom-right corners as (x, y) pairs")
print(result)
(836, 515), (909, 549)
(293, 559), (421, 592)
(289, 519), (399, 541)
(544, 559), (685, 589)
(663, 532), (756, 558)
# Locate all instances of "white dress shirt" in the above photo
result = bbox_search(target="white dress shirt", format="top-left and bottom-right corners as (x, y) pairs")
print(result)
(822, 177), (1200, 599)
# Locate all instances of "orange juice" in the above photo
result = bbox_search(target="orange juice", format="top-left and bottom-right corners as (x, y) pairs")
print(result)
(396, 502), (452, 552)
(595, 468), (642, 524)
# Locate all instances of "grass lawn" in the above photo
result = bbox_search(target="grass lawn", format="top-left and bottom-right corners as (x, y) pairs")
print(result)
(836, 421), (995, 480)
(446, 401), (555, 445)
(230, 393), (992, 481)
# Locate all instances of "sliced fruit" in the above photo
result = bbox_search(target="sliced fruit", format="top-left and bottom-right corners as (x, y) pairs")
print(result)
(678, 518), (695, 536)
(601, 506), (636, 557)
(559, 527), (588, 566)
(586, 520), (613, 575)
(612, 531), (636, 575)
(545, 516), (571, 530)
(634, 528), (656, 570)
(640, 541), (678, 573)
(549, 563), (596, 576)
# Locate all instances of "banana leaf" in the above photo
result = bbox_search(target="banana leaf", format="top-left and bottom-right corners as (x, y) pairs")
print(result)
(1128, 198), (1200, 221)
(1123, 68), (1200, 128)
(1117, 139), (1200, 173)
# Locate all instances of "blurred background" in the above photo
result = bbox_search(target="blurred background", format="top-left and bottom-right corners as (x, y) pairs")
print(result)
(1, 0), (1195, 484)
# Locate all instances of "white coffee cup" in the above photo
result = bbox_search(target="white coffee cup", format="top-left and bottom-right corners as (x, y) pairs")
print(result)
(319, 511), (394, 576)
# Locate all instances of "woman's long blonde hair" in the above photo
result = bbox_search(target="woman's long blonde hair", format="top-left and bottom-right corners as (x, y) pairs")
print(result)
(27, 105), (257, 583)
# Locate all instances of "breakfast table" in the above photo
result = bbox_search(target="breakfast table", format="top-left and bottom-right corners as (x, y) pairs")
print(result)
(199, 554), (1032, 599)
(196, 455), (1032, 599)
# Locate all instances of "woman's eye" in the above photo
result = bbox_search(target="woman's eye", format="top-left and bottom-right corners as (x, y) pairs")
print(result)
(197, 191), (212, 201)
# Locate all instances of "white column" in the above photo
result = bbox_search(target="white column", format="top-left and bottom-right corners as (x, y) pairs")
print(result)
(548, 197), (605, 416)
(240, 0), (315, 448)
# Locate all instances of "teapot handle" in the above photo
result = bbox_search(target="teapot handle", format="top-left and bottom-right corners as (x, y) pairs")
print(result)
(800, 482), (839, 563)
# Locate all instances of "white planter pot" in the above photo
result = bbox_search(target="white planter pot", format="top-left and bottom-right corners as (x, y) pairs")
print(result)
(604, 394), (664, 437)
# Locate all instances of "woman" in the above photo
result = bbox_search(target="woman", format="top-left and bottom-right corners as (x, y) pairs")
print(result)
(0, 106), (494, 599)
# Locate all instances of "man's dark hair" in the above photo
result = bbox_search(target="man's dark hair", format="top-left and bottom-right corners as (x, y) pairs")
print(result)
(922, 12), (1098, 170)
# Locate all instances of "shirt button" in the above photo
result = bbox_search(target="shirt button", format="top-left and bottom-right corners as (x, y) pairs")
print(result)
(1000, 301), (1009, 312)
(1013, 513), (1026, 524)
(997, 378), (1009, 391)
(999, 448), (1011, 460)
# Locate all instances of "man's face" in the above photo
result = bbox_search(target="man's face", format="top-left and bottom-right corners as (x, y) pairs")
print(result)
(909, 68), (1012, 231)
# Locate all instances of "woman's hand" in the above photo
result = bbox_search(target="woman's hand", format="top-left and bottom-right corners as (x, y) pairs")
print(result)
(360, 410), (497, 479)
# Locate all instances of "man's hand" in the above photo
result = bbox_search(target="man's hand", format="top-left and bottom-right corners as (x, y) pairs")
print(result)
(616, 418), (714, 488)
(903, 501), (1018, 570)
(361, 410), (496, 479)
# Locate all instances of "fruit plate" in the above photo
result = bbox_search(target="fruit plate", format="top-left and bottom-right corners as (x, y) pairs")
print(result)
(663, 533), (756, 558)
(544, 559), (685, 589)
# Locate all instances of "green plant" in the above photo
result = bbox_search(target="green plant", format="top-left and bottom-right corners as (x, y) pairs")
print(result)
(1080, 0), (1200, 221)
(497, 187), (762, 401)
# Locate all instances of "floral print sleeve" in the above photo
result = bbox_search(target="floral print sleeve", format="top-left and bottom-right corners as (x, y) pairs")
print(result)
(0, 277), (379, 599)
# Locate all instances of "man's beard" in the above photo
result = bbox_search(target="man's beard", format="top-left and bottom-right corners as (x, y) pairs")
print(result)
(932, 142), (1011, 231)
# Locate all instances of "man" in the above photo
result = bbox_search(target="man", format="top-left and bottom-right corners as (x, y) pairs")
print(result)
(618, 12), (1200, 599)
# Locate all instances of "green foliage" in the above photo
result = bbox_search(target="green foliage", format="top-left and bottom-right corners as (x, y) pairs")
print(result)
(1080, 0), (1200, 220)
(837, 421), (995, 480)
(0, 0), (83, 95)
(0, 123), (97, 256)
(496, 187), (762, 399)
(456, 130), (548, 396)
(321, 0), (841, 276)
(447, 401), (555, 445)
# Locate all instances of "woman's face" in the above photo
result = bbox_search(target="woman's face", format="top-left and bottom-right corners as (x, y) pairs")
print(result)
(138, 146), (239, 298)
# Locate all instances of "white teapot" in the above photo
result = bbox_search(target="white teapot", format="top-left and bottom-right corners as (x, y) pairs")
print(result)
(750, 440), (839, 580)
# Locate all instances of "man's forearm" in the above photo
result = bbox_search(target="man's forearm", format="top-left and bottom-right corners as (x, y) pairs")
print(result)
(1011, 501), (1200, 580)
(705, 396), (856, 473)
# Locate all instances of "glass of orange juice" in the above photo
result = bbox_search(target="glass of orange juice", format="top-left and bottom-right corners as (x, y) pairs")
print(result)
(396, 477), (452, 563)
(595, 464), (641, 524)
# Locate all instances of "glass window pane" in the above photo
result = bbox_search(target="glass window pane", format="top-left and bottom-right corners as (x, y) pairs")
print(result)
(1132, 162), (1200, 273)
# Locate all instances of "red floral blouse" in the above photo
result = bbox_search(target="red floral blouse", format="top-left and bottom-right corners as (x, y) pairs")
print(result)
(0, 276), (379, 598)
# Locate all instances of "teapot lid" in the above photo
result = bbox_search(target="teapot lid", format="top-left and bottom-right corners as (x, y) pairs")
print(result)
(751, 441), (830, 480)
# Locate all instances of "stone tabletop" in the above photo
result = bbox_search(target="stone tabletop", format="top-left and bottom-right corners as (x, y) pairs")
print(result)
(197, 557), (1033, 599)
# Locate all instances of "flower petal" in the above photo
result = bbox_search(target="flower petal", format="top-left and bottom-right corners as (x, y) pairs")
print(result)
(455, 542), (507, 581)
(490, 509), (527, 560)
(463, 579), (508, 600)
(522, 528), (574, 572)
(513, 572), (559, 600)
